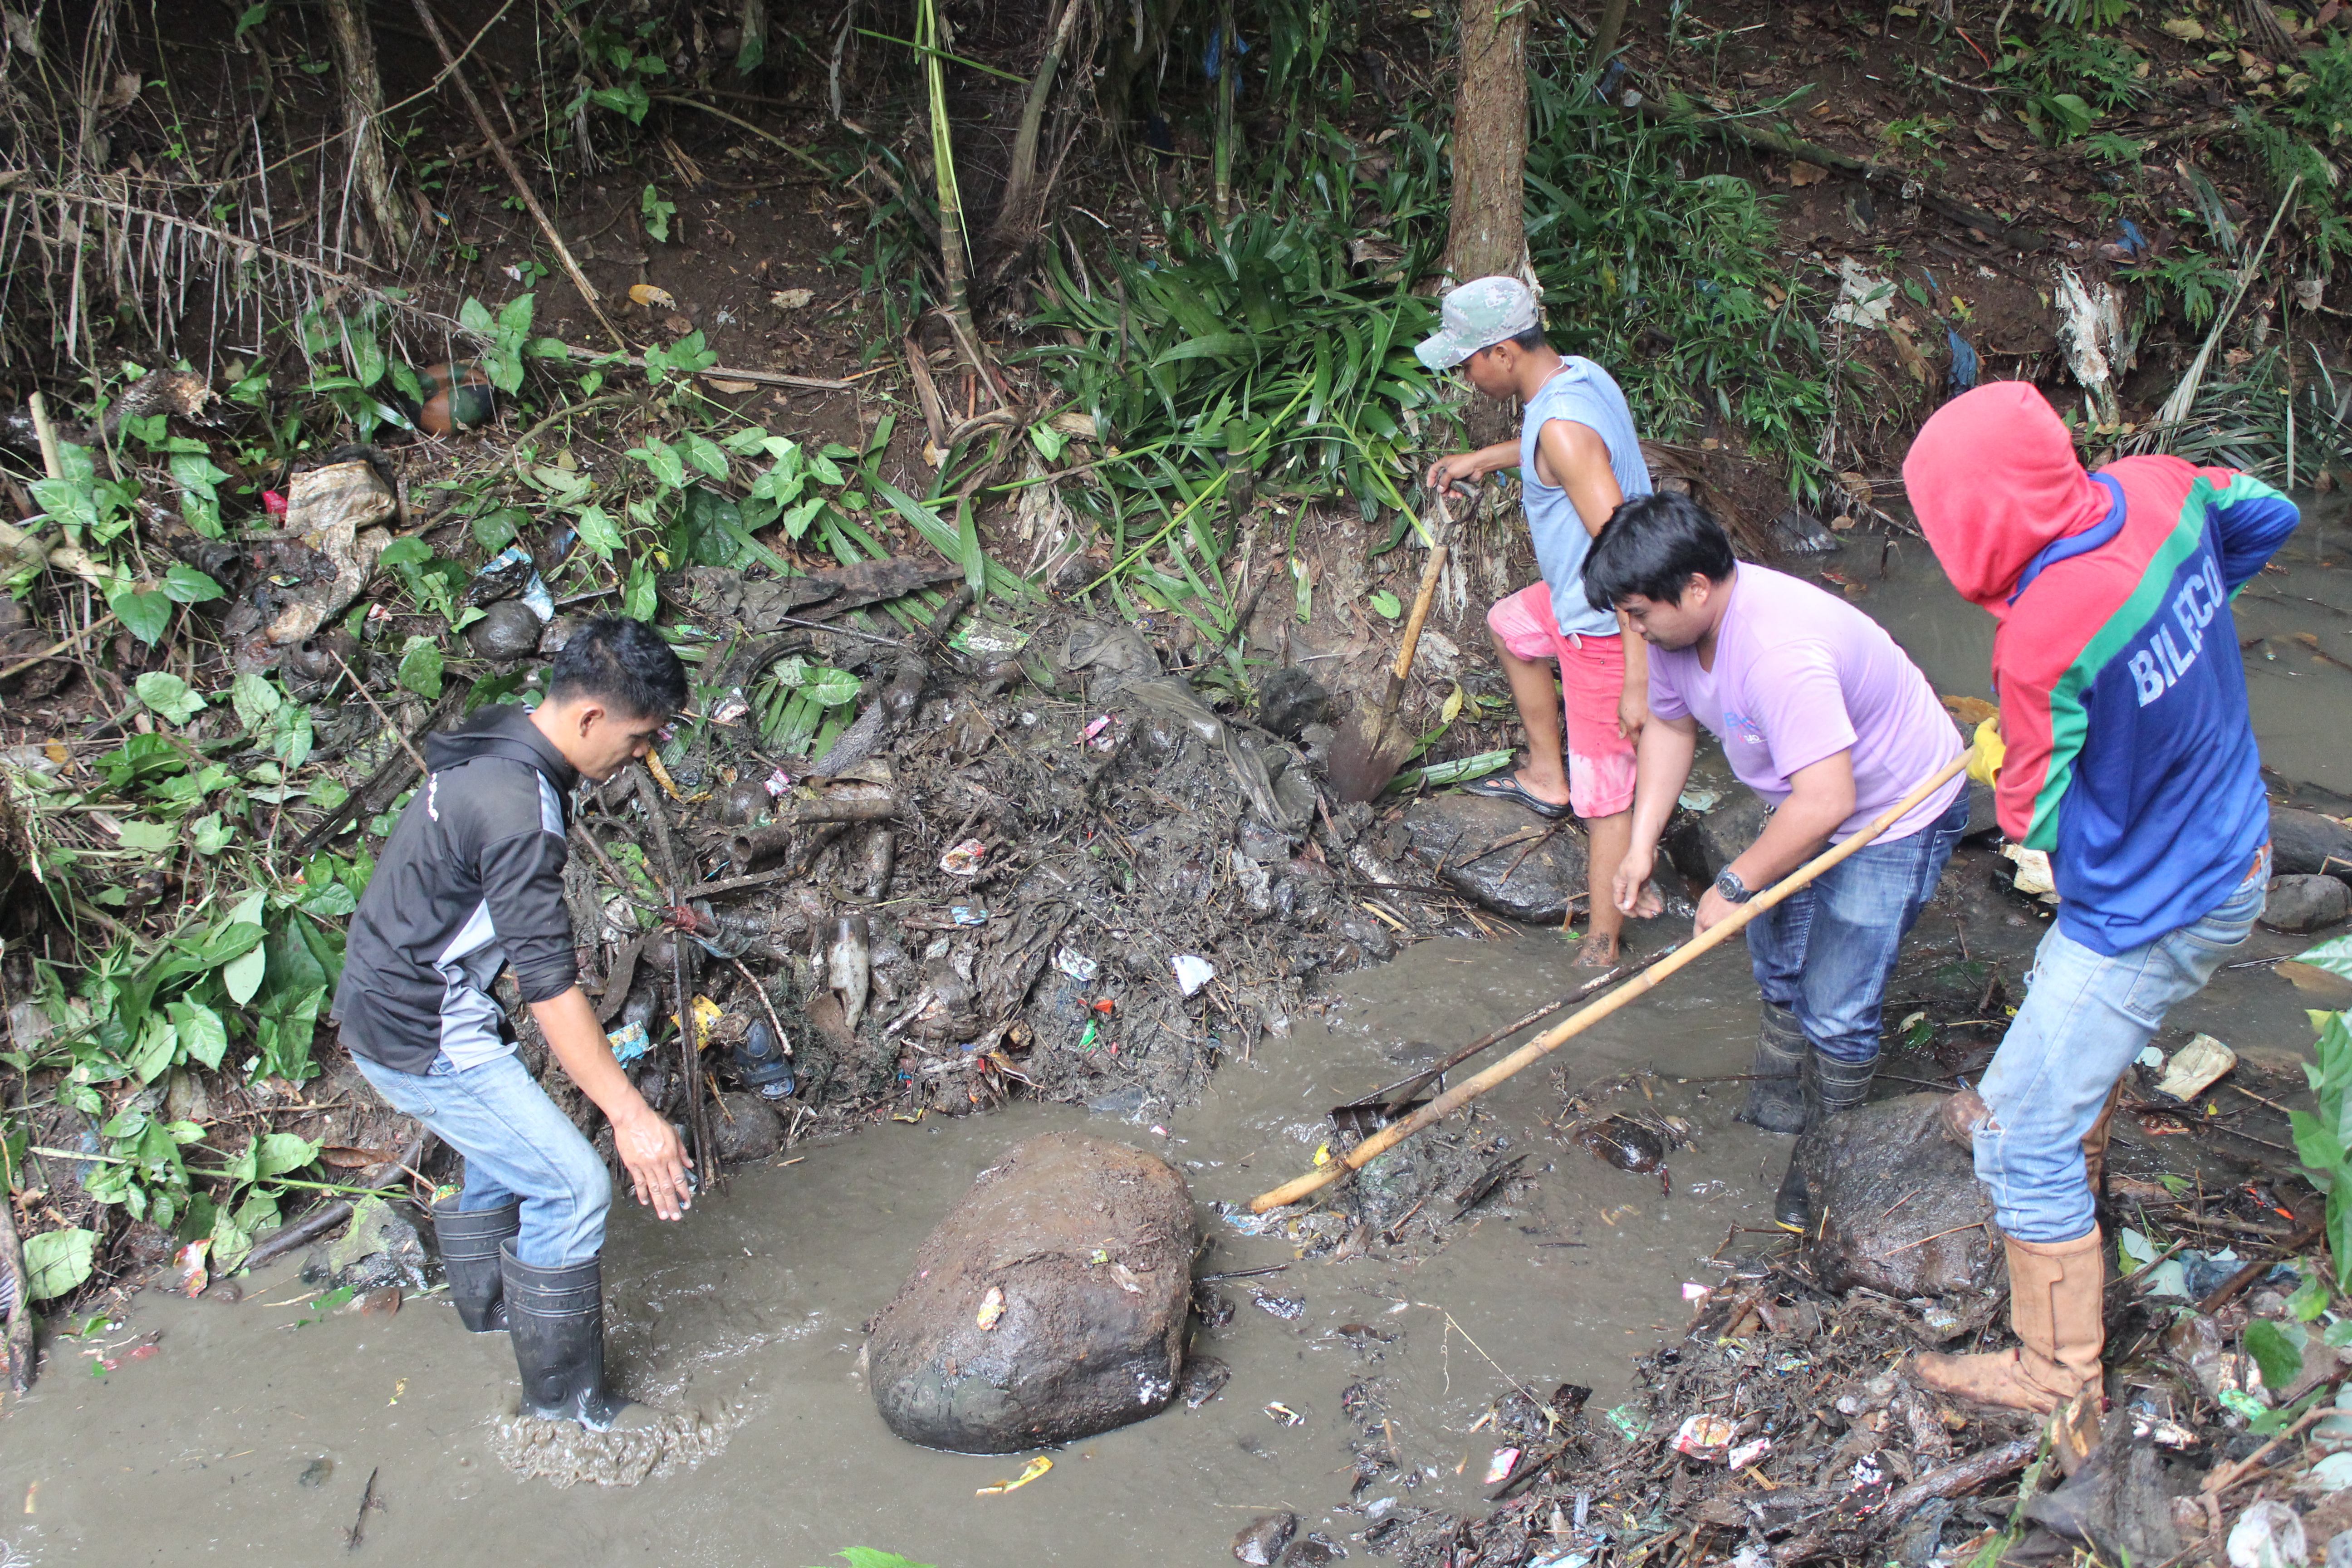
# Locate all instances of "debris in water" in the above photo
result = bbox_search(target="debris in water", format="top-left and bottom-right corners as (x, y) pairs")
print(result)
(974, 1455), (1052, 1497)
(1672, 1413), (1733, 1459)
(1484, 1447), (1522, 1485)
(976, 1285), (1005, 1330)
(1181, 1354), (1231, 1409)
(297, 1457), (333, 1488)
(1264, 1401), (1305, 1427)
(940, 838), (988, 876)
(1233, 1511), (1297, 1564)
(1577, 1115), (1667, 1174)
(1054, 946), (1098, 983)
(1252, 1290), (1304, 1321)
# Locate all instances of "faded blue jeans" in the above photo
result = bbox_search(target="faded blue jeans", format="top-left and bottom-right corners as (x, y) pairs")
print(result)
(1744, 793), (1972, 1065)
(1970, 846), (2268, 1245)
(351, 1050), (612, 1268)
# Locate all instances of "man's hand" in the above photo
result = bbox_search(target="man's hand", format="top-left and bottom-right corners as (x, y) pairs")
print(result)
(612, 1102), (695, 1220)
(1426, 451), (1485, 495)
(1617, 686), (1649, 743)
(1612, 842), (1657, 915)
(1693, 882), (1737, 936)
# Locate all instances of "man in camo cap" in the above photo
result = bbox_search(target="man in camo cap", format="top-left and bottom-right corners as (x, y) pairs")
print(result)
(1419, 276), (1660, 965)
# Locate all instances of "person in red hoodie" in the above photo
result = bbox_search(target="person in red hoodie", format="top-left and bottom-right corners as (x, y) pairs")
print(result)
(1902, 383), (2298, 1411)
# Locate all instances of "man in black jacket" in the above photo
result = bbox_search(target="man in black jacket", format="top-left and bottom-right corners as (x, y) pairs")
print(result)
(333, 616), (692, 1430)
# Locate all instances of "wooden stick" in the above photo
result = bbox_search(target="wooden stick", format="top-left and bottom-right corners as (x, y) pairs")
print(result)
(408, 0), (624, 347)
(1250, 749), (1973, 1212)
(26, 393), (63, 480)
(0, 611), (117, 685)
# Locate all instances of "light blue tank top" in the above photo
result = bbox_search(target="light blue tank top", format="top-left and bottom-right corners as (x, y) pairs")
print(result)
(1519, 357), (1651, 637)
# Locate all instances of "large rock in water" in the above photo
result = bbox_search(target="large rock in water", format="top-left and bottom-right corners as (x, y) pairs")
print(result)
(867, 1132), (1193, 1453)
(2264, 874), (2352, 933)
(1797, 1093), (1999, 1298)
(1399, 792), (1590, 921)
(2273, 806), (2352, 884)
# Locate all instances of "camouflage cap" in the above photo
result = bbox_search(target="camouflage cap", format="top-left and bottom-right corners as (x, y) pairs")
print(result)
(1415, 276), (1540, 370)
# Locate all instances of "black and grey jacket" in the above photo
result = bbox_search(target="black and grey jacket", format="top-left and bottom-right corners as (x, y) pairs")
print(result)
(332, 705), (580, 1076)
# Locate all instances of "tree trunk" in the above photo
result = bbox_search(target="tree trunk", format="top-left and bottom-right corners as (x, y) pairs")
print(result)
(320, 0), (412, 258)
(1588, 0), (1632, 86)
(1444, 0), (1531, 449)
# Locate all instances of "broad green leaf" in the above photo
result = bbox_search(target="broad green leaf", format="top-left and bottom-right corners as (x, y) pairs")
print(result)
(804, 666), (860, 708)
(2246, 1318), (2307, 1394)
(114, 820), (177, 853)
(1368, 589), (1402, 619)
(128, 1015), (179, 1083)
(253, 1132), (320, 1179)
(133, 671), (206, 725)
(161, 563), (225, 603)
(397, 638), (443, 701)
(378, 536), (432, 570)
(459, 297), (495, 334)
(623, 559), (658, 621)
(191, 813), (235, 855)
(168, 1000), (229, 1069)
(109, 585), (172, 646)
(574, 504), (624, 559)
(23, 1228), (97, 1301)
(230, 671), (282, 729)
(222, 943), (267, 1006)
(632, 440), (687, 491)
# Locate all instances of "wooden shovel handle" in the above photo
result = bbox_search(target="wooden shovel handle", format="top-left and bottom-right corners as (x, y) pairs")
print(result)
(1369, 490), (1455, 728)
(1250, 747), (1974, 1213)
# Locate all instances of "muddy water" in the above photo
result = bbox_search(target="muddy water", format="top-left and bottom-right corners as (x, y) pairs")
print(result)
(5, 505), (2347, 1565)
(0, 933), (1797, 1567)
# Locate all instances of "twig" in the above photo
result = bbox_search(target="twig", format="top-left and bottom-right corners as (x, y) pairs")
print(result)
(0, 612), (118, 685)
(329, 652), (429, 773)
(2200, 1400), (2335, 1496)
(345, 1465), (379, 1549)
(409, 0), (624, 346)
(1882, 1220), (1984, 1254)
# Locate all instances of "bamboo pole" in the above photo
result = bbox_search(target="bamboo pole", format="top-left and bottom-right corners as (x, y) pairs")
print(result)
(1250, 748), (1975, 1213)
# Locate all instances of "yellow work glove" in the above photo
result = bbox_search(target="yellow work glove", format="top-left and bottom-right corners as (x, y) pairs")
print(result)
(1967, 714), (2005, 787)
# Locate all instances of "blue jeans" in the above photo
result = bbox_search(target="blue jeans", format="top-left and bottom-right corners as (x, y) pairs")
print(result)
(1744, 794), (1971, 1065)
(1970, 847), (2268, 1244)
(350, 1050), (612, 1268)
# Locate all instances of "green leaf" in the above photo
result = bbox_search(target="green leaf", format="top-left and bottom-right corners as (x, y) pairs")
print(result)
(640, 184), (676, 244)
(253, 1132), (320, 1179)
(23, 1228), (97, 1301)
(229, 671), (283, 730)
(623, 559), (658, 621)
(115, 820), (177, 853)
(804, 666), (860, 708)
(459, 297), (495, 335)
(632, 440), (687, 491)
(133, 671), (207, 725)
(573, 503), (624, 559)
(2288, 1269), (2332, 1322)
(397, 637), (443, 700)
(222, 943), (267, 1006)
(168, 1000), (229, 1070)
(1368, 589), (1402, 619)
(128, 1014), (179, 1083)
(161, 563), (225, 603)
(108, 585), (173, 646)
(2246, 1317), (2307, 1392)
(191, 813), (235, 855)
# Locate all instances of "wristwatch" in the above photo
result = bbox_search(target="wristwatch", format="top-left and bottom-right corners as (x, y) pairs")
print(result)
(1714, 867), (1754, 904)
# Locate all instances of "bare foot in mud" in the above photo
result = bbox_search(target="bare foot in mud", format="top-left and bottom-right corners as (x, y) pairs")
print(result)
(1573, 931), (1622, 967)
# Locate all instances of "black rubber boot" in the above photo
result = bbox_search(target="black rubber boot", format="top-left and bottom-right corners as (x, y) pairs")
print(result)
(1738, 1002), (1809, 1134)
(432, 1196), (520, 1334)
(500, 1245), (649, 1431)
(1773, 1051), (1880, 1235)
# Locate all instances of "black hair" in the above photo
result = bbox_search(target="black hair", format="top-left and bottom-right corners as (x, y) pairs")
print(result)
(1505, 325), (1547, 351)
(1581, 490), (1737, 612)
(546, 615), (688, 719)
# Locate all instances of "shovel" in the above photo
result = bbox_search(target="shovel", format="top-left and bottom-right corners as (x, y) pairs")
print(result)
(1328, 486), (1457, 803)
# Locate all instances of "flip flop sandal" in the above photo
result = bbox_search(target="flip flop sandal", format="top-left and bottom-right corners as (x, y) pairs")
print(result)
(1460, 773), (1570, 820)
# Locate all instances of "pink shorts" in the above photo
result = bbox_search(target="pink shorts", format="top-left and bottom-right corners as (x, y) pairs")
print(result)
(1487, 583), (1637, 819)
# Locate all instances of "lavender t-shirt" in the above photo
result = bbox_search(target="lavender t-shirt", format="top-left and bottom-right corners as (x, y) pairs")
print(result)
(1647, 565), (1965, 842)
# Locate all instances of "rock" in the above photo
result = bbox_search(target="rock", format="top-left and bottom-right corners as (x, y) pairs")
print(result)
(1772, 507), (1841, 554)
(2274, 806), (2352, 884)
(2264, 875), (2352, 933)
(1398, 792), (1591, 922)
(468, 601), (544, 661)
(1235, 1513), (1297, 1565)
(1666, 792), (1769, 884)
(308, 1194), (428, 1292)
(710, 1092), (783, 1162)
(1796, 1094), (1999, 1298)
(1964, 779), (1998, 839)
(867, 1132), (1193, 1453)
(1257, 667), (1330, 739)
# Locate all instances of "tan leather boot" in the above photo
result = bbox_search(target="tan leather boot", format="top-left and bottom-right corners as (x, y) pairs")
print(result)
(1912, 1228), (2105, 1414)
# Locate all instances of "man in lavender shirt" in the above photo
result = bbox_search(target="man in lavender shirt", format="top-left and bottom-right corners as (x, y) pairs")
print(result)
(1586, 494), (1969, 1232)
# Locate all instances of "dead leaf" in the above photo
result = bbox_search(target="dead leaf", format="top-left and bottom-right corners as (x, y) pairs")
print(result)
(1888, 318), (1932, 385)
(1941, 694), (1998, 728)
(768, 287), (815, 311)
(662, 313), (695, 335)
(628, 282), (677, 310)
(1789, 161), (1828, 186)
(2161, 16), (2207, 39)
(703, 378), (758, 394)
(99, 72), (141, 112)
